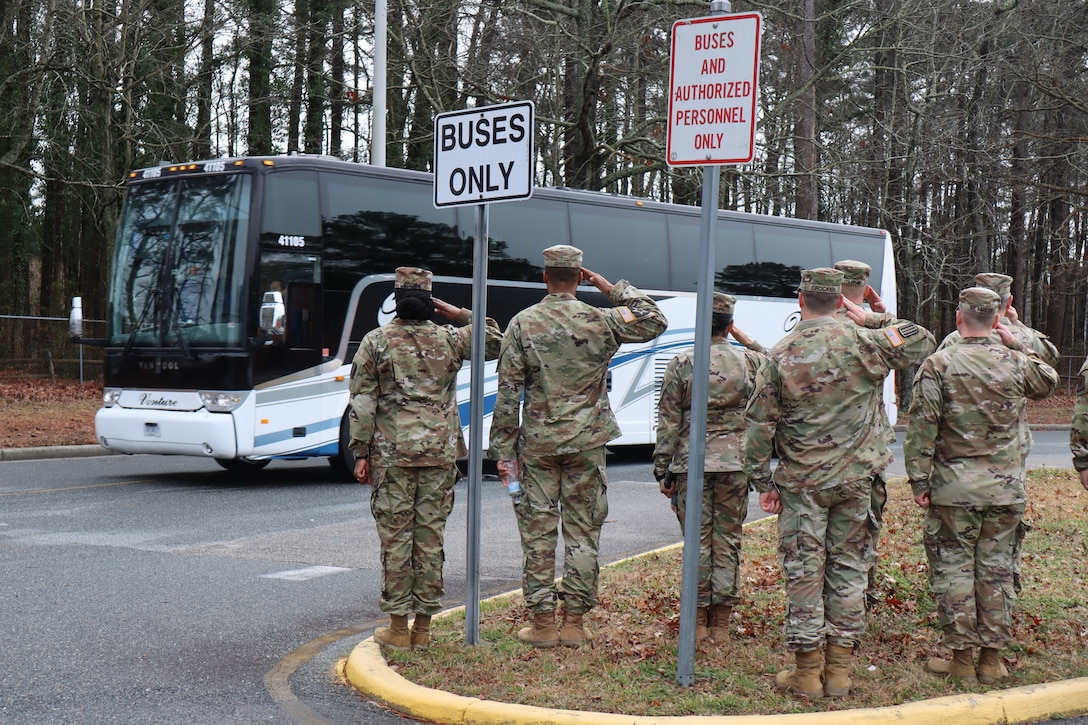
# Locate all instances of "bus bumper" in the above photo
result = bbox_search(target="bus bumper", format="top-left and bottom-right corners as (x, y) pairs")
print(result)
(95, 406), (239, 458)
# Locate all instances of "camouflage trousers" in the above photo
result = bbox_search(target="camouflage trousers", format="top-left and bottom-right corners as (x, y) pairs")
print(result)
(515, 447), (608, 615)
(777, 477), (873, 652)
(369, 464), (458, 616)
(672, 470), (749, 607)
(923, 503), (1023, 651)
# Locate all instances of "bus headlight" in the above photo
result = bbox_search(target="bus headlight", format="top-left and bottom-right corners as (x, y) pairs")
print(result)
(103, 388), (121, 407)
(199, 390), (248, 412)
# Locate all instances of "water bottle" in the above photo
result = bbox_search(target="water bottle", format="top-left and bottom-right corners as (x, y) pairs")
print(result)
(507, 477), (523, 504)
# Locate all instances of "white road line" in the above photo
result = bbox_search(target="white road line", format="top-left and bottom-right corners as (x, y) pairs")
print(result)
(260, 565), (352, 581)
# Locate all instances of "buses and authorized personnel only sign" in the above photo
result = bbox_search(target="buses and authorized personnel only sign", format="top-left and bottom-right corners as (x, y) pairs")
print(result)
(433, 101), (535, 207)
(666, 13), (761, 166)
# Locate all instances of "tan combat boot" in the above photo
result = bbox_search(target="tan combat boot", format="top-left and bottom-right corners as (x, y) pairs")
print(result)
(977, 647), (1009, 684)
(775, 649), (824, 698)
(927, 647), (977, 682)
(708, 605), (732, 642)
(517, 610), (560, 648)
(410, 614), (432, 649)
(696, 607), (710, 642)
(823, 644), (853, 697)
(559, 610), (589, 647)
(374, 614), (411, 650)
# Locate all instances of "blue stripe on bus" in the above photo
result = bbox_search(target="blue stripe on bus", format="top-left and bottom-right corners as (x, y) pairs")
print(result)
(453, 339), (703, 425)
(254, 416), (340, 447)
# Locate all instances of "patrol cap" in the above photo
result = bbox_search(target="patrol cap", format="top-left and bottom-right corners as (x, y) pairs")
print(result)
(542, 244), (583, 268)
(713, 292), (736, 315)
(394, 266), (432, 291)
(959, 286), (1001, 314)
(834, 259), (871, 287)
(974, 272), (1013, 296)
(799, 267), (844, 294)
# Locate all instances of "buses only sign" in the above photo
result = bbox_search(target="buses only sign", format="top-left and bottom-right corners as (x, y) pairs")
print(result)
(433, 101), (535, 207)
(666, 13), (761, 166)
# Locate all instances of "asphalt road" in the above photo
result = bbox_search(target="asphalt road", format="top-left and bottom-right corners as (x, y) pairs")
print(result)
(0, 447), (692, 724)
(0, 430), (1080, 724)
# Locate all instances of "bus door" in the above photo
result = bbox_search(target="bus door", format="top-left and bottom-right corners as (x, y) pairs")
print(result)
(251, 250), (331, 456)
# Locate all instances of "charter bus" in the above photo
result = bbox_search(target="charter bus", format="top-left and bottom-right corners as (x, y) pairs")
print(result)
(82, 155), (896, 478)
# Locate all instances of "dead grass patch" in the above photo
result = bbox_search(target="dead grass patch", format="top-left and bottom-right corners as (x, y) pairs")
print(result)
(386, 469), (1088, 716)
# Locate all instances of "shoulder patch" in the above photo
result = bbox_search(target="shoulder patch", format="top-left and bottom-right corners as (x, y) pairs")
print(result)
(883, 326), (906, 348)
(898, 322), (920, 338)
(616, 306), (638, 323)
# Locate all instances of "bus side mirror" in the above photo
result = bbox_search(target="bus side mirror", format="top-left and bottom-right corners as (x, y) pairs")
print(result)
(260, 291), (285, 333)
(69, 296), (83, 339)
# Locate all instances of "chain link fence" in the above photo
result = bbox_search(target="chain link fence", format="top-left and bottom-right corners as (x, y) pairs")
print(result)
(0, 315), (105, 384)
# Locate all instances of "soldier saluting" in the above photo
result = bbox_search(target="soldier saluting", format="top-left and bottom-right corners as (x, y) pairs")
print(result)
(490, 244), (667, 649)
(905, 287), (1057, 683)
(744, 267), (935, 699)
(348, 267), (502, 650)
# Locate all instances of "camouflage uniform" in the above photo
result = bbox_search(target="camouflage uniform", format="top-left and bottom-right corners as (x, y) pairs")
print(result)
(905, 287), (1058, 652)
(349, 267), (502, 616)
(744, 268), (935, 653)
(935, 273), (1058, 592)
(653, 293), (762, 609)
(833, 259), (894, 607)
(1071, 358), (1088, 473)
(489, 245), (667, 615)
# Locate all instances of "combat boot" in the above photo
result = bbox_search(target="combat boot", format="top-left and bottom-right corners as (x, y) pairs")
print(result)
(374, 614), (411, 650)
(696, 607), (710, 642)
(927, 647), (977, 682)
(823, 644), (853, 697)
(708, 605), (732, 642)
(518, 610), (560, 648)
(775, 649), (824, 698)
(410, 614), (432, 649)
(559, 610), (589, 647)
(977, 647), (1009, 684)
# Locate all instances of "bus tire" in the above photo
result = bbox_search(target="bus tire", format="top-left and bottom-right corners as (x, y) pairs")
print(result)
(215, 457), (270, 473)
(329, 411), (356, 481)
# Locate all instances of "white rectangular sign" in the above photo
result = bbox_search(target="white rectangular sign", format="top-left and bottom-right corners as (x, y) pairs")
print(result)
(433, 101), (535, 207)
(666, 13), (762, 166)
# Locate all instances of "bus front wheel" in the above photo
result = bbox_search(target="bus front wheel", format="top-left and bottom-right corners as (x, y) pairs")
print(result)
(215, 457), (271, 473)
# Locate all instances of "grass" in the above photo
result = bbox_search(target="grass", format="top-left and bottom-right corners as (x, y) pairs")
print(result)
(383, 469), (1088, 716)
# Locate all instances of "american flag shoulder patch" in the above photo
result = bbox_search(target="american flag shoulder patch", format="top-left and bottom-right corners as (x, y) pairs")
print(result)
(884, 326), (906, 348)
(617, 306), (637, 323)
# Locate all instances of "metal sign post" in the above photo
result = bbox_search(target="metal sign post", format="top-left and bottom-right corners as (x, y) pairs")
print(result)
(665, 0), (761, 687)
(433, 101), (535, 645)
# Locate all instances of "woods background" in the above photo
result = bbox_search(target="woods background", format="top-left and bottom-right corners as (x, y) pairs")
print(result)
(1, 0), (1086, 361)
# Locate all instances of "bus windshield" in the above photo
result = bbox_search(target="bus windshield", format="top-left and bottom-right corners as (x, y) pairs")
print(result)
(106, 173), (252, 349)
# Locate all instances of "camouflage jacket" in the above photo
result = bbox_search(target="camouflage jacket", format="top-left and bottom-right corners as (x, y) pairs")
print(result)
(939, 318), (1059, 366)
(653, 340), (763, 478)
(348, 310), (502, 467)
(938, 318), (1058, 456)
(744, 315), (935, 493)
(1071, 358), (1088, 471)
(835, 307), (900, 448)
(488, 280), (667, 459)
(905, 337), (1058, 505)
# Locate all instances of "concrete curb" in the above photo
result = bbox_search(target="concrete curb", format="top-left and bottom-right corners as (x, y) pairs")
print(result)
(346, 632), (1088, 725)
(346, 635), (1088, 725)
(0, 444), (116, 461)
(344, 542), (1088, 725)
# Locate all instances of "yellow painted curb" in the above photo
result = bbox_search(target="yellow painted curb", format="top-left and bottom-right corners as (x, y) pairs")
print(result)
(346, 635), (1088, 725)
(344, 522), (1088, 725)
(345, 639), (481, 724)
